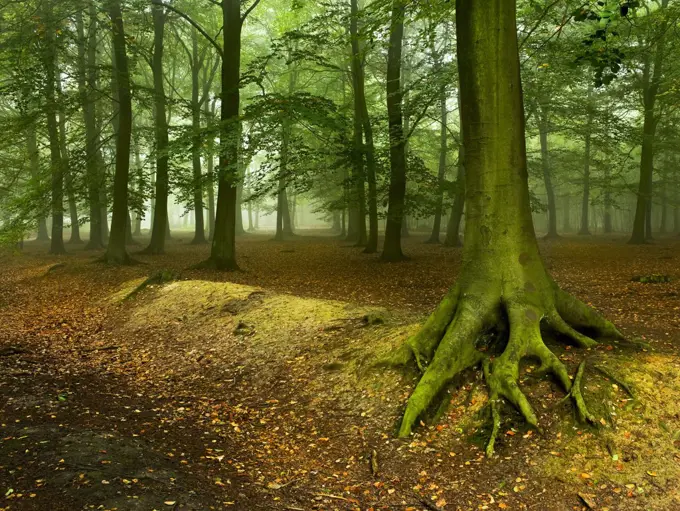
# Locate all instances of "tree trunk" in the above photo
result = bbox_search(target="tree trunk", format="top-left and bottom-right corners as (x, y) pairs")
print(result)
(104, 0), (132, 264)
(578, 105), (592, 235)
(143, 5), (170, 254)
(26, 126), (50, 241)
(428, 81), (447, 244)
(393, 0), (622, 458)
(53, 53), (82, 246)
(76, 6), (105, 249)
(350, 0), (378, 253)
(539, 107), (558, 238)
(190, 29), (207, 244)
(675, 166), (680, 235)
(43, 1), (66, 255)
(562, 194), (571, 233)
(382, 0), (407, 261)
(603, 168), (613, 234)
(444, 99), (465, 247)
(630, 0), (669, 244)
(205, 0), (241, 270)
(205, 101), (216, 240)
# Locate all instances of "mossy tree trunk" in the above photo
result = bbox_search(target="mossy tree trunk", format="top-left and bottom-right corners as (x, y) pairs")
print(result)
(104, 0), (132, 264)
(392, 0), (623, 457)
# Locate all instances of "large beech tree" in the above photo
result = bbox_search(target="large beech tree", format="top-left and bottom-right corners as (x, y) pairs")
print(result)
(388, 0), (623, 456)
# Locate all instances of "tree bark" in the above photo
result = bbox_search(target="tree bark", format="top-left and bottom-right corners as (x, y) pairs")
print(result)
(382, 0), (407, 261)
(104, 0), (132, 264)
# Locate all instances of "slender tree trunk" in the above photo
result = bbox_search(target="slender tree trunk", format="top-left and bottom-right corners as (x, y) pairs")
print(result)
(350, 0), (378, 252)
(26, 126), (50, 241)
(428, 82), (447, 244)
(674, 166), (680, 235)
(144, 5), (170, 254)
(562, 194), (571, 233)
(444, 98), (465, 247)
(104, 0), (132, 264)
(190, 29), (207, 244)
(247, 196), (254, 231)
(133, 146), (143, 236)
(205, 100), (216, 240)
(382, 0), (407, 261)
(54, 57), (81, 245)
(579, 104), (592, 235)
(539, 107), (558, 238)
(43, 1), (65, 255)
(603, 169), (613, 234)
(659, 167), (667, 234)
(76, 7), (105, 249)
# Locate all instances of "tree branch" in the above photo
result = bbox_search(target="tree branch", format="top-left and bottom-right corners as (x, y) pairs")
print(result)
(151, 0), (223, 59)
(241, 0), (262, 23)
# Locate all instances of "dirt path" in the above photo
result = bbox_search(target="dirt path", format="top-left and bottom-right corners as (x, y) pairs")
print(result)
(1, 233), (679, 511)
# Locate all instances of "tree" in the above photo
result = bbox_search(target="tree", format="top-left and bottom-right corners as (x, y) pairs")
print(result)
(104, 0), (133, 264)
(142, 4), (170, 255)
(387, 0), (623, 457)
(382, 0), (407, 262)
(42, 0), (66, 255)
(76, 4), (106, 250)
(629, 0), (671, 244)
(201, 0), (262, 270)
(349, 0), (378, 253)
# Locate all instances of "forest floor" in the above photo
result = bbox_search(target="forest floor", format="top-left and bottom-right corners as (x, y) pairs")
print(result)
(1, 230), (680, 511)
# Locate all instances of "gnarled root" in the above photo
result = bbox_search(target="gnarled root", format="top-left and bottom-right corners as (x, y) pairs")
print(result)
(394, 281), (622, 457)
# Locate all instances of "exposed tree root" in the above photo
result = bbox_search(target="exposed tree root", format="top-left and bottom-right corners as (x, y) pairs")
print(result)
(382, 278), (624, 457)
(593, 364), (636, 400)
